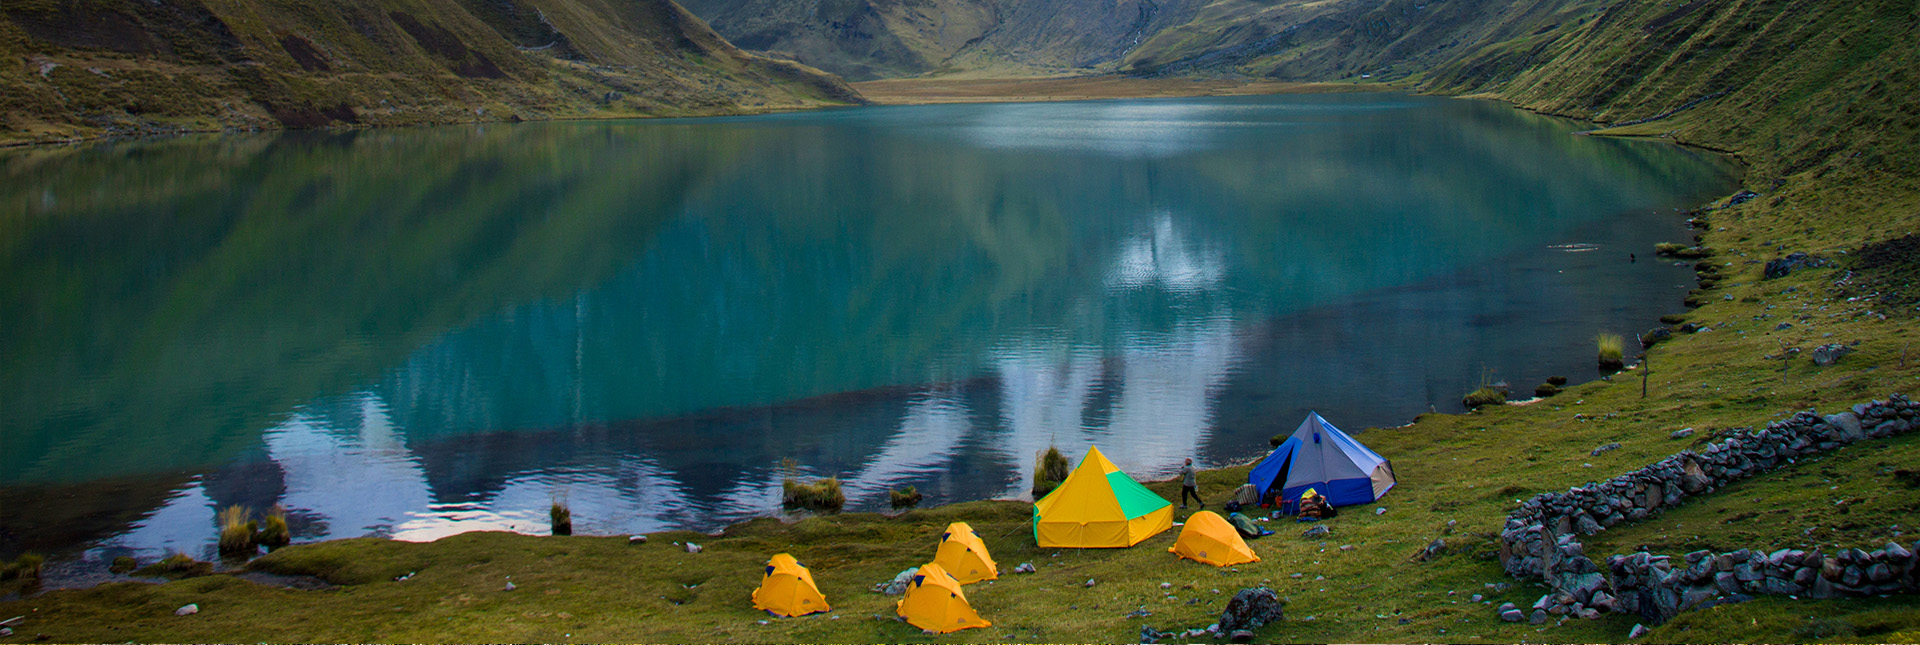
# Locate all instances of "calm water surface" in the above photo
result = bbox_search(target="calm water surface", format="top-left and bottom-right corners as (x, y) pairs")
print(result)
(0, 93), (1737, 572)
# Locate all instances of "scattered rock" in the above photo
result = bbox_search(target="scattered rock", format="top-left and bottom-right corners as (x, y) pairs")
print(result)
(1811, 344), (1854, 366)
(1591, 442), (1622, 456)
(1012, 562), (1036, 574)
(1470, 594), (1483, 603)
(685, 542), (703, 553)
(1139, 625), (1168, 643)
(1301, 525), (1330, 538)
(1630, 624), (1651, 639)
(1161, 582), (1173, 589)
(877, 568), (918, 595)
(0, 627), (10, 637)
(1670, 428), (1694, 440)
(1416, 539), (1446, 561)
(174, 604), (198, 616)
(1217, 588), (1286, 633)
(1085, 578), (1097, 588)
(1528, 609), (1547, 624)
(504, 581), (517, 591)
(1375, 507), (1387, 515)
(1641, 328), (1673, 348)
(1339, 545), (1354, 552)
(1230, 629), (1256, 642)
(1499, 608), (1524, 622)
(628, 535), (647, 545)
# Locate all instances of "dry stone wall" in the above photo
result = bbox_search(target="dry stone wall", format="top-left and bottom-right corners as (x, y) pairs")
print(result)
(1606, 542), (1918, 624)
(1495, 394), (1919, 624)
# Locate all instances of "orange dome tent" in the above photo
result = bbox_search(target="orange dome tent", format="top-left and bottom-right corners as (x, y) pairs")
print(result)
(932, 522), (999, 584)
(751, 553), (831, 617)
(895, 562), (991, 633)
(1167, 511), (1260, 567)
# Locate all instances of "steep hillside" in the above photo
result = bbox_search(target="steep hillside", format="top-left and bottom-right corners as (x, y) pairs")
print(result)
(1431, 0), (1920, 199)
(675, 0), (1002, 80)
(0, 0), (862, 144)
(670, 0), (1621, 81)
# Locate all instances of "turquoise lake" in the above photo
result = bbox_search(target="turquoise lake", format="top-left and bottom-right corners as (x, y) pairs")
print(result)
(0, 92), (1738, 568)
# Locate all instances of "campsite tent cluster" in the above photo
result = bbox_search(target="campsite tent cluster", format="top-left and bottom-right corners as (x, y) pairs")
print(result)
(750, 414), (1394, 634)
(752, 522), (998, 633)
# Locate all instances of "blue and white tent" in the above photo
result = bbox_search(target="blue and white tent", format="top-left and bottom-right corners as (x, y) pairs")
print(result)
(1248, 412), (1396, 510)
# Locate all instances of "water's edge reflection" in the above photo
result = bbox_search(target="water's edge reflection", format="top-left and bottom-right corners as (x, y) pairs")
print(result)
(0, 93), (1739, 574)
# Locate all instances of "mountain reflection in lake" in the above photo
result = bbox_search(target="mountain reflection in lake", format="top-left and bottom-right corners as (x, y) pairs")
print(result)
(0, 93), (1738, 565)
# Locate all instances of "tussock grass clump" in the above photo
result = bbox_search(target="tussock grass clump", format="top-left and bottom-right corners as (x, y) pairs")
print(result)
(1032, 446), (1072, 497)
(1655, 243), (1715, 258)
(551, 499), (573, 536)
(782, 478), (845, 511)
(218, 505), (258, 556)
(134, 552), (213, 579)
(779, 458), (845, 511)
(1659, 313), (1687, 324)
(1462, 386), (1506, 408)
(1596, 333), (1626, 371)
(256, 504), (291, 549)
(2, 553), (44, 580)
(108, 556), (138, 574)
(889, 485), (923, 508)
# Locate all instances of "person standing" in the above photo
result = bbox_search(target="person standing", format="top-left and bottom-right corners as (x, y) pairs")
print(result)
(1178, 458), (1202, 509)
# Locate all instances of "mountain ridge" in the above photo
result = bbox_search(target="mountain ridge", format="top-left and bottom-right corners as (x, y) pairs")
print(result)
(0, 0), (864, 144)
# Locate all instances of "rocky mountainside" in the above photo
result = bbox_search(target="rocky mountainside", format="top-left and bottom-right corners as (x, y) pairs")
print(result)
(0, 0), (863, 143)
(669, 0), (1608, 80)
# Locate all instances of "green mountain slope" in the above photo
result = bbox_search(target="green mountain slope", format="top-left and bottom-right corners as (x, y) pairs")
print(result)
(669, 0), (1615, 80)
(0, 0), (863, 144)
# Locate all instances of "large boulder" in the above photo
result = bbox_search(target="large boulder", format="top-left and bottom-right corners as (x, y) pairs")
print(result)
(1218, 588), (1286, 633)
(1764, 252), (1828, 279)
(1811, 344), (1855, 367)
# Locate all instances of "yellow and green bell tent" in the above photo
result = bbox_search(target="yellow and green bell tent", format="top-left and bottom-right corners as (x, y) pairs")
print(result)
(1032, 446), (1173, 548)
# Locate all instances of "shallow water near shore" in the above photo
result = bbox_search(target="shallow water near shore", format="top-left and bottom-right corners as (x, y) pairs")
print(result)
(0, 92), (1738, 575)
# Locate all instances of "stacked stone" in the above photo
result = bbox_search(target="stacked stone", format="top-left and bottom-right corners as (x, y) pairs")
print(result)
(1606, 542), (1919, 623)
(1492, 394), (1918, 624)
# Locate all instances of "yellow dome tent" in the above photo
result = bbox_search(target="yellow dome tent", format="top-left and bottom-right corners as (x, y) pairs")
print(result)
(751, 553), (831, 617)
(1167, 511), (1260, 567)
(1032, 446), (1173, 548)
(895, 562), (991, 633)
(933, 522), (999, 584)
